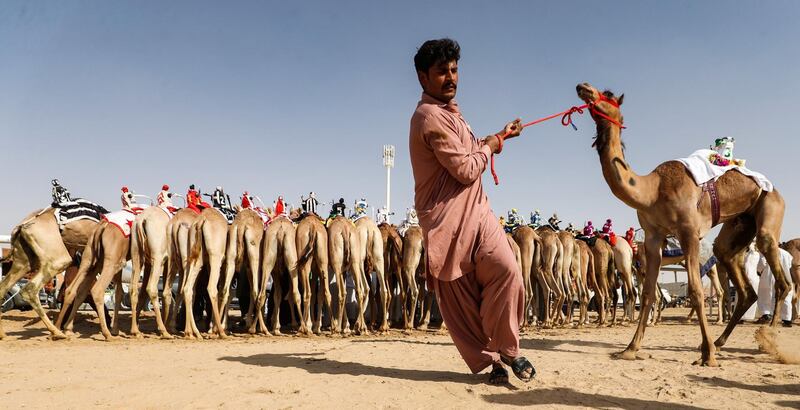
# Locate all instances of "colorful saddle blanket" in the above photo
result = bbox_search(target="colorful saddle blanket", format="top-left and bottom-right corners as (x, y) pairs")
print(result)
(53, 199), (109, 227)
(103, 207), (146, 238)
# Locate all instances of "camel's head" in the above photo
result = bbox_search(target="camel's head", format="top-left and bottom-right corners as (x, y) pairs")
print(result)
(576, 83), (625, 150)
(576, 82), (624, 124)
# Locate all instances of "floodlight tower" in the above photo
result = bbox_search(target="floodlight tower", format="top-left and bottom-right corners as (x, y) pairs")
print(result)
(383, 145), (395, 223)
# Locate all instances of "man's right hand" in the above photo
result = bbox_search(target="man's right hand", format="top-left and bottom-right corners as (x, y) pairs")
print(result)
(500, 118), (523, 140)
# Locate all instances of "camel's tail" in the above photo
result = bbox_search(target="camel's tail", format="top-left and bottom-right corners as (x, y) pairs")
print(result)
(343, 229), (352, 270)
(188, 218), (206, 264)
(227, 224), (242, 268)
(297, 227), (316, 267)
(533, 237), (543, 275)
(388, 230), (403, 261)
(130, 218), (147, 277)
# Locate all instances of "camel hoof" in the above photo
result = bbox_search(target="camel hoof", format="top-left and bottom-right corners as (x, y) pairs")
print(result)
(51, 332), (69, 341)
(160, 333), (174, 340)
(133, 332), (144, 340)
(103, 335), (120, 342)
(416, 324), (429, 331)
(692, 357), (720, 367)
(613, 349), (644, 361)
(272, 330), (284, 337)
(713, 338), (726, 348)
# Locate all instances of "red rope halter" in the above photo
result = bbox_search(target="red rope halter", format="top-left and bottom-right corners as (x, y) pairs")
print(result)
(490, 93), (624, 185)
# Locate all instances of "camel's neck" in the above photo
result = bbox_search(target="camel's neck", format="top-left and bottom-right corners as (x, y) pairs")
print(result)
(595, 124), (657, 211)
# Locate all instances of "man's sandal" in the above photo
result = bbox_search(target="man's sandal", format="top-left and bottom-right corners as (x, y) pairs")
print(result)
(501, 356), (536, 382)
(488, 365), (509, 385)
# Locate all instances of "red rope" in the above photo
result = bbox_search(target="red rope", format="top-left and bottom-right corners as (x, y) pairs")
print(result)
(490, 99), (625, 185)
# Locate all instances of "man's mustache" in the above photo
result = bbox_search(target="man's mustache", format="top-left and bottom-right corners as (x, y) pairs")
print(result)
(443, 82), (456, 89)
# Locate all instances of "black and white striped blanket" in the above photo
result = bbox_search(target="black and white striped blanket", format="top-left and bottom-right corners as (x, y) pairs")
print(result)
(53, 199), (109, 226)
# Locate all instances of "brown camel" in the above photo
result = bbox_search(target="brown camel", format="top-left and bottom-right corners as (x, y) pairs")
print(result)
(56, 219), (129, 341)
(557, 230), (576, 325)
(183, 208), (230, 339)
(779, 239), (800, 321)
(401, 225), (425, 330)
(128, 206), (173, 339)
(254, 216), (306, 336)
(0, 209), (98, 340)
(512, 226), (539, 327)
(589, 238), (615, 326)
(534, 226), (563, 327)
(378, 223), (405, 329)
(327, 216), (367, 335)
(296, 214), (331, 335)
(164, 208), (199, 332)
(355, 217), (389, 333)
(577, 82), (788, 366)
(222, 209), (264, 332)
(573, 239), (594, 326)
(611, 238), (636, 325)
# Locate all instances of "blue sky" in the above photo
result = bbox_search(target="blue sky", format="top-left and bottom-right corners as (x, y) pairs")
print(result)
(1, 1), (799, 238)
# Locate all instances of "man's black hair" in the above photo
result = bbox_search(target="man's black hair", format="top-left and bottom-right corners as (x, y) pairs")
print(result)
(414, 38), (460, 73)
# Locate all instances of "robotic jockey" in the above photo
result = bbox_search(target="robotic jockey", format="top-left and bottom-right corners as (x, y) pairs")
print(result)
(121, 186), (136, 210)
(157, 184), (173, 207)
(51, 179), (72, 205)
(530, 210), (542, 228)
(241, 191), (254, 209)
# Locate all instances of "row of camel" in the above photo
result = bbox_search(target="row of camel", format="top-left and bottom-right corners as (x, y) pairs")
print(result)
(0, 205), (434, 341)
(1, 83), (797, 367)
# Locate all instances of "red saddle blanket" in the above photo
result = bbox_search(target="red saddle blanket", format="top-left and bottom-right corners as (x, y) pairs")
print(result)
(103, 207), (145, 237)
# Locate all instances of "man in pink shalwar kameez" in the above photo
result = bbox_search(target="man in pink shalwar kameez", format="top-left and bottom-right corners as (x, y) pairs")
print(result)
(409, 38), (534, 384)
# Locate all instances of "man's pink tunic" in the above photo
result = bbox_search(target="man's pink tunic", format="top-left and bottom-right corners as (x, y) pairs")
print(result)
(409, 92), (524, 373)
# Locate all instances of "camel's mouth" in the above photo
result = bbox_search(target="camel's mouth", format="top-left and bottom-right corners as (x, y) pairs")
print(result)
(576, 83), (598, 103)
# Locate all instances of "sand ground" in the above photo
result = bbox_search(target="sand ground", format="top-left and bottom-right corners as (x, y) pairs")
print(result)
(1, 308), (798, 409)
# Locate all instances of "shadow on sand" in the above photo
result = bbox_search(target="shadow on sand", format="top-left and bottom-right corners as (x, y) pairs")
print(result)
(218, 352), (481, 385)
(686, 375), (800, 396)
(482, 387), (705, 409)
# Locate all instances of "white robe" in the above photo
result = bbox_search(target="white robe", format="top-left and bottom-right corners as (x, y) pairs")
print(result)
(742, 250), (761, 321)
(756, 249), (794, 321)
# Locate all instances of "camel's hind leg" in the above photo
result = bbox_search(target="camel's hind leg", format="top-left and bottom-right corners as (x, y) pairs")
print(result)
(707, 265), (724, 325)
(0, 247), (34, 340)
(404, 264), (419, 331)
(16, 230), (73, 340)
(713, 217), (757, 348)
(204, 250), (227, 339)
(314, 238), (333, 335)
(90, 257), (128, 341)
(182, 259), (205, 339)
(244, 238), (261, 333)
(255, 236), (277, 335)
(282, 231), (308, 336)
(145, 258), (171, 339)
(754, 194), (789, 327)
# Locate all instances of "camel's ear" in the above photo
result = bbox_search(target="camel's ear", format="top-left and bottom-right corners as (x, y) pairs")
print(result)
(617, 94), (624, 106)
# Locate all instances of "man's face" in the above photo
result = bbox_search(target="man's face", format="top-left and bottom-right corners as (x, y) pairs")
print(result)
(418, 60), (458, 102)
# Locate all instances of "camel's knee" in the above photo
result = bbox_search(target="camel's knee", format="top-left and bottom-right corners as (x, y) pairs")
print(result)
(20, 285), (41, 305)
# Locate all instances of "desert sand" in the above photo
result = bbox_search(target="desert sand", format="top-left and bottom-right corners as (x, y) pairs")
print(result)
(1, 308), (798, 409)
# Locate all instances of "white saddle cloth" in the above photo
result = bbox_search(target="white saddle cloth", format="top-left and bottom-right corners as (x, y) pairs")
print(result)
(675, 149), (773, 192)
